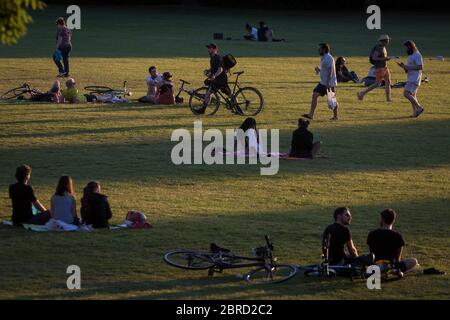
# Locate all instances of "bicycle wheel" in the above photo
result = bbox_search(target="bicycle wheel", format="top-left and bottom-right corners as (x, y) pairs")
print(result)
(84, 85), (114, 94)
(233, 87), (264, 116)
(303, 265), (337, 277)
(245, 264), (298, 284)
(164, 251), (215, 270)
(1, 87), (27, 100)
(188, 87), (220, 116)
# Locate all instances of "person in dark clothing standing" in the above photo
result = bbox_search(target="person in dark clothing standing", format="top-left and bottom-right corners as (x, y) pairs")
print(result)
(367, 209), (418, 273)
(289, 119), (321, 158)
(9, 164), (50, 225)
(80, 181), (112, 229)
(54, 17), (72, 77)
(322, 207), (359, 265)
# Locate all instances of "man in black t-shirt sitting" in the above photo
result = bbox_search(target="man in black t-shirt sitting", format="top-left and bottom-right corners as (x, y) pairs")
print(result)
(367, 209), (418, 273)
(289, 119), (321, 158)
(322, 207), (359, 265)
(9, 164), (50, 225)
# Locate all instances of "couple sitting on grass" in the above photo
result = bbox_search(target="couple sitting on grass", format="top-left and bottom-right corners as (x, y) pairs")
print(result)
(323, 207), (418, 276)
(9, 165), (112, 229)
(231, 117), (321, 159)
(138, 66), (175, 105)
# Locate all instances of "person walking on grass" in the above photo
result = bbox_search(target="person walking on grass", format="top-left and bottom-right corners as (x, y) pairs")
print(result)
(54, 17), (72, 78)
(358, 35), (393, 102)
(397, 40), (425, 118)
(303, 43), (339, 121)
(9, 165), (51, 226)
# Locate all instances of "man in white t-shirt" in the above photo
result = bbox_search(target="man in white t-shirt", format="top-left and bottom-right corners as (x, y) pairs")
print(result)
(244, 23), (258, 41)
(303, 43), (339, 121)
(398, 40), (424, 118)
(138, 66), (163, 103)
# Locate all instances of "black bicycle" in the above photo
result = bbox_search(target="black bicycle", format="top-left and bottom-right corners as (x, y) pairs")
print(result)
(164, 236), (297, 285)
(1, 83), (43, 100)
(84, 80), (131, 97)
(182, 71), (264, 116)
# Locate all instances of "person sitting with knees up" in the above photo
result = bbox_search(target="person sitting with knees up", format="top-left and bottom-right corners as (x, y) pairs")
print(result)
(9, 164), (51, 226)
(336, 57), (359, 83)
(236, 117), (264, 156)
(367, 209), (419, 275)
(62, 78), (85, 103)
(138, 66), (162, 103)
(80, 181), (112, 229)
(244, 23), (258, 41)
(156, 72), (175, 105)
(322, 207), (359, 265)
(289, 119), (321, 158)
(51, 176), (79, 225)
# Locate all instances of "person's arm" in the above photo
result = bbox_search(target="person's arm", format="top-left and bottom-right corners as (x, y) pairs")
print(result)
(105, 198), (112, 220)
(50, 196), (55, 218)
(210, 67), (224, 80)
(56, 29), (62, 50)
(394, 247), (403, 263)
(346, 239), (359, 258)
(325, 65), (332, 88)
(371, 50), (391, 62)
(72, 198), (78, 219)
(33, 200), (47, 212)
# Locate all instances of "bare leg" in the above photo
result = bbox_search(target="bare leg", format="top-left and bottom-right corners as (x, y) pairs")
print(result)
(385, 77), (392, 102)
(404, 90), (422, 116)
(358, 81), (380, 100)
(307, 92), (320, 119)
(311, 141), (322, 158)
(331, 103), (339, 120)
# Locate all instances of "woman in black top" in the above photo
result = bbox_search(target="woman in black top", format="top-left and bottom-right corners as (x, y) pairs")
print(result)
(289, 119), (321, 158)
(80, 181), (112, 229)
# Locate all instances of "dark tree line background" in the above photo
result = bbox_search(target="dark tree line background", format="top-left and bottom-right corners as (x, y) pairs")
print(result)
(43, 0), (443, 11)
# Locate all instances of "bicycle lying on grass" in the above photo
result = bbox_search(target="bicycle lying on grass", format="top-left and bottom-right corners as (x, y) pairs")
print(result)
(164, 236), (298, 284)
(174, 71), (264, 116)
(1, 83), (44, 100)
(84, 80), (132, 102)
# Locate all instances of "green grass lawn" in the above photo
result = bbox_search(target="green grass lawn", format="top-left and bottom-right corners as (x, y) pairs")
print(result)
(0, 5), (449, 300)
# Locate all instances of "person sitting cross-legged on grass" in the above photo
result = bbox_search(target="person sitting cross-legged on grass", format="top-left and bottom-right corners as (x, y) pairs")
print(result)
(80, 181), (112, 229)
(367, 209), (419, 275)
(155, 72), (175, 105)
(244, 23), (258, 41)
(335, 57), (359, 83)
(9, 164), (51, 226)
(62, 78), (86, 103)
(138, 66), (162, 103)
(235, 117), (264, 156)
(289, 118), (321, 159)
(50, 176), (79, 225)
(322, 207), (359, 266)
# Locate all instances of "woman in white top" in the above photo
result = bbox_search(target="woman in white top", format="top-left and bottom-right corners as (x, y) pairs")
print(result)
(50, 176), (78, 224)
(236, 117), (264, 156)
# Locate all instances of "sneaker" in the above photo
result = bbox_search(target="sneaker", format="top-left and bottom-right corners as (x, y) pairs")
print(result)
(357, 92), (364, 101)
(57, 73), (65, 77)
(414, 107), (424, 118)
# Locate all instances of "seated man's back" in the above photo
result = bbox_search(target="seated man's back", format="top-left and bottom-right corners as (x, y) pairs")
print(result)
(367, 228), (405, 263)
(323, 222), (352, 265)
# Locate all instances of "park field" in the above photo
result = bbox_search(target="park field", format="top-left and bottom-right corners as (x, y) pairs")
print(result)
(0, 6), (449, 299)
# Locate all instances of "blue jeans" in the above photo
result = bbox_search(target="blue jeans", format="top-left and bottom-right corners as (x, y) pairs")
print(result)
(54, 45), (72, 75)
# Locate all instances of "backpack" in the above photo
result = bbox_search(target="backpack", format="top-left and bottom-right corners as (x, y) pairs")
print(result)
(223, 54), (237, 71)
(369, 45), (378, 65)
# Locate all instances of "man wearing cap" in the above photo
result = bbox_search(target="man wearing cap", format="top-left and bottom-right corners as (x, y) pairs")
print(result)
(358, 35), (393, 102)
(201, 43), (234, 114)
(398, 40), (424, 118)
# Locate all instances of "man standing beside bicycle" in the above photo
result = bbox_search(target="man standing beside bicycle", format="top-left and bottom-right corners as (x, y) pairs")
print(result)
(201, 43), (241, 115)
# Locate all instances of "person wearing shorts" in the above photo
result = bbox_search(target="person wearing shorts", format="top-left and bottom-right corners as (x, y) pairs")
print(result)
(303, 43), (339, 121)
(358, 35), (393, 102)
(398, 40), (424, 118)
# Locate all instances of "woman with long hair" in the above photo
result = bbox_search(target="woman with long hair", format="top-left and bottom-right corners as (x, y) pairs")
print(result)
(50, 175), (78, 224)
(80, 181), (112, 229)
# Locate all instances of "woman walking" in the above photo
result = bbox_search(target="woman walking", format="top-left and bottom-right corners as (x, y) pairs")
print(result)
(54, 17), (72, 77)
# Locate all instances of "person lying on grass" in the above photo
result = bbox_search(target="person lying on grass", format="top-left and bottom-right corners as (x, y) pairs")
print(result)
(367, 209), (419, 276)
(50, 176), (79, 225)
(30, 80), (62, 103)
(9, 164), (51, 226)
(289, 119), (321, 159)
(138, 66), (162, 103)
(80, 181), (112, 229)
(62, 78), (86, 103)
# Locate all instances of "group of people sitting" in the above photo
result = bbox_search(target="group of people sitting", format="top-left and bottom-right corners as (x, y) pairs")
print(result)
(244, 21), (285, 42)
(137, 66), (175, 105)
(9, 165), (112, 229)
(323, 207), (419, 276)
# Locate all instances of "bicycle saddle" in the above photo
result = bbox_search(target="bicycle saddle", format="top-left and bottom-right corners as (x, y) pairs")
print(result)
(233, 71), (244, 76)
(210, 243), (231, 253)
(180, 79), (191, 85)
